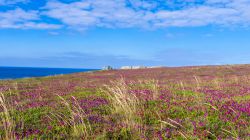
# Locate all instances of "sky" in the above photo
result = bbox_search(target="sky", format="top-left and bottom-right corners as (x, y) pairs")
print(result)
(0, 0), (250, 68)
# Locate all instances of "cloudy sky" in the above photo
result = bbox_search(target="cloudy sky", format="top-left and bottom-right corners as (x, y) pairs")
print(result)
(1, 0), (250, 68)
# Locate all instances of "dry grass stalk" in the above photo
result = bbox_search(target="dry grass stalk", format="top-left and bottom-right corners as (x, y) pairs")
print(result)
(0, 92), (15, 140)
(150, 80), (160, 100)
(179, 81), (185, 91)
(103, 78), (143, 132)
(194, 76), (201, 91)
(203, 103), (219, 111)
(56, 95), (92, 139)
(158, 120), (177, 129)
(221, 128), (238, 140)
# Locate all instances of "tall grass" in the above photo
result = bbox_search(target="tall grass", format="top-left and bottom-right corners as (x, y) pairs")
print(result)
(103, 78), (168, 139)
(0, 92), (15, 140)
(104, 79), (140, 125)
(147, 79), (160, 100)
(1, 73), (248, 139)
(1, 90), (93, 139)
(103, 78), (144, 136)
(52, 95), (92, 139)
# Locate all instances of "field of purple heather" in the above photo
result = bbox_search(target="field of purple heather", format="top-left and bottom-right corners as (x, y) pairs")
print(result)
(0, 65), (250, 139)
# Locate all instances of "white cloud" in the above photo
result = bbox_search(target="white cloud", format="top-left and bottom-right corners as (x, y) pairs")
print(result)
(43, 0), (149, 29)
(1, 0), (250, 30)
(41, 0), (250, 30)
(0, 8), (62, 29)
(153, 6), (240, 27)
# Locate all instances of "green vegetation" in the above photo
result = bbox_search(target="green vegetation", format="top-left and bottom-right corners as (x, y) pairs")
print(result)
(0, 65), (250, 139)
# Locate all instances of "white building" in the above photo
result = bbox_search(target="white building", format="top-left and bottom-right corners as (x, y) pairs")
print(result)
(120, 66), (147, 69)
(148, 66), (164, 68)
(132, 66), (147, 69)
(120, 66), (132, 69)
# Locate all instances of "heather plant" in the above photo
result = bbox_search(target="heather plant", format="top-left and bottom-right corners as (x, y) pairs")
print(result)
(0, 65), (249, 139)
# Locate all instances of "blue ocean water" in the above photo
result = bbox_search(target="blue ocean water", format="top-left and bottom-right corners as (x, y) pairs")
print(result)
(0, 67), (99, 80)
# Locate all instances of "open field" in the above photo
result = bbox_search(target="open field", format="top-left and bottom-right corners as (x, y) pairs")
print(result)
(0, 65), (250, 139)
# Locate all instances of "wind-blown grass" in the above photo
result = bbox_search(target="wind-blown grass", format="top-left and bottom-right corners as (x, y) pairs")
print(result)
(0, 65), (249, 139)
(56, 95), (92, 139)
(0, 92), (16, 140)
(103, 78), (144, 138)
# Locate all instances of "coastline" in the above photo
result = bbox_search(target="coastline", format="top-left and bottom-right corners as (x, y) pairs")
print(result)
(0, 67), (100, 80)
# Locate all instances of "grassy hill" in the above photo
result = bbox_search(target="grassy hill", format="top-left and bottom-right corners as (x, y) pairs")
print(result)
(0, 65), (250, 139)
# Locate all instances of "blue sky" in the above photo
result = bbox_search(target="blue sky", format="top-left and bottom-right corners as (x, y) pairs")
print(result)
(1, 0), (250, 68)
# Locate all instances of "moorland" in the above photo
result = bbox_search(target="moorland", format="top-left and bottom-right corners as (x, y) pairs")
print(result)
(0, 65), (250, 139)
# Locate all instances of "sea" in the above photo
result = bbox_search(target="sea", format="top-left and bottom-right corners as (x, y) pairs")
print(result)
(0, 67), (99, 80)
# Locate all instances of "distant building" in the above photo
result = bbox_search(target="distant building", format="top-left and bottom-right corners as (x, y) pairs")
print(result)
(121, 66), (132, 69)
(132, 66), (147, 69)
(120, 66), (147, 69)
(148, 66), (164, 68)
(102, 66), (113, 70)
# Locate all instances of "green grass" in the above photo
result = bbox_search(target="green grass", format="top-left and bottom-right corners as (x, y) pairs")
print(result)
(0, 65), (250, 139)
